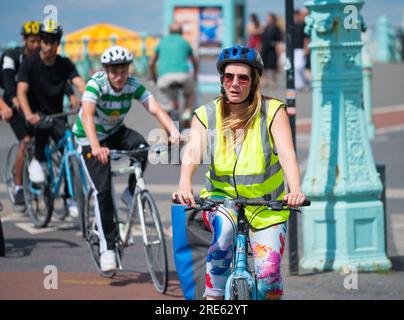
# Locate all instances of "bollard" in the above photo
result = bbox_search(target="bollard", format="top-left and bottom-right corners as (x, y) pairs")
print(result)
(375, 16), (395, 63)
(376, 164), (387, 255)
(362, 58), (376, 139)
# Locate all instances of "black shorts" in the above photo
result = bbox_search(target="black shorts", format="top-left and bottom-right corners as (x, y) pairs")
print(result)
(9, 108), (34, 141)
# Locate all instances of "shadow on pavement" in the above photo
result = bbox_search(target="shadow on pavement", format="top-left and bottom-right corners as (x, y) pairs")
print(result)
(390, 256), (404, 271)
(3, 238), (79, 258)
(108, 271), (183, 298)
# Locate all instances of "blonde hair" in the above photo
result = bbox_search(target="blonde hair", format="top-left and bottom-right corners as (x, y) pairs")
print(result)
(221, 68), (263, 148)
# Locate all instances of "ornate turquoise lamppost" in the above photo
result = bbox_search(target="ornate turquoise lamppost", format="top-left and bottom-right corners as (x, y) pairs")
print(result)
(300, 0), (391, 272)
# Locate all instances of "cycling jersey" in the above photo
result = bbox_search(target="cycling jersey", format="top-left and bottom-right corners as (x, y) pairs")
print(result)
(73, 71), (151, 146)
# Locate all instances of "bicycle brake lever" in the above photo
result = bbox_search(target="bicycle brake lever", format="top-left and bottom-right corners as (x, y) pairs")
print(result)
(269, 201), (283, 211)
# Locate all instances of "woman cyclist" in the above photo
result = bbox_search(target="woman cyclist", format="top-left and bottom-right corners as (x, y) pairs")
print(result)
(173, 45), (306, 300)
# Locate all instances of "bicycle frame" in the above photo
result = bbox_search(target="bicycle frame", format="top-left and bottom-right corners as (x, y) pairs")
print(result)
(44, 128), (88, 198)
(110, 160), (146, 246)
(224, 203), (257, 300)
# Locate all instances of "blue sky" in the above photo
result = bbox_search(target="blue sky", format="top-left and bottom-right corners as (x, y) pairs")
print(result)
(0, 0), (403, 46)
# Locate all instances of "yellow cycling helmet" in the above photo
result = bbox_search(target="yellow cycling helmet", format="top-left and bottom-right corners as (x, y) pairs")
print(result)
(21, 21), (41, 37)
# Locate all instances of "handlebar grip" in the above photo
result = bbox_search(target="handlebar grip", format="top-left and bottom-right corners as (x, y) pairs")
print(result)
(302, 199), (311, 206)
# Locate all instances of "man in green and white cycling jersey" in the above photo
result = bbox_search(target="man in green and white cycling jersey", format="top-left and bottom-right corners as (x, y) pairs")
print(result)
(73, 45), (180, 272)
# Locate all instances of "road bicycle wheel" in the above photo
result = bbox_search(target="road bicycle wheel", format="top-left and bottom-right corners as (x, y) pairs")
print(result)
(137, 190), (168, 294)
(69, 156), (85, 229)
(51, 150), (69, 221)
(4, 143), (25, 212)
(22, 151), (54, 228)
(84, 188), (116, 278)
(230, 278), (251, 300)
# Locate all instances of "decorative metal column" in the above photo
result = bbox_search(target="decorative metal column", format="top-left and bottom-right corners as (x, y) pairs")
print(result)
(375, 15), (395, 63)
(300, 0), (391, 272)
(361, 39), (375, 139)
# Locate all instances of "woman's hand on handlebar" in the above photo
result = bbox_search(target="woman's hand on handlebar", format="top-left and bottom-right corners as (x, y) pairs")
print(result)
(283, 192), (306, 208)
(172, 181), (196, 207)
(91, 145), (110, 165)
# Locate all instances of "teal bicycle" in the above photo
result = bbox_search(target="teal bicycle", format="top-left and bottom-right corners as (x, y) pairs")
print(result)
(178, 196), (310, 300)
(23, 111), (88, 228)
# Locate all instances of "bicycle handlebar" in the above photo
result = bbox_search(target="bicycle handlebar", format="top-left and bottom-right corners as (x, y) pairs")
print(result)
(172, 196), (311, 211)
(35, 110), (79, 130)
(85, 143), (168, 161)
(40, 110), (79, 121)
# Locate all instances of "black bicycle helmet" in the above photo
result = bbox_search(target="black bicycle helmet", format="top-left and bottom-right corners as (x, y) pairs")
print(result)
(40, 20), (63, 41)
(216, 45), (264, 76)
(20, 21), (41, 37)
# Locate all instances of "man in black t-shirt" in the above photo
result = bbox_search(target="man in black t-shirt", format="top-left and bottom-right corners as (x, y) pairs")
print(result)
(17, 22), (85, 212)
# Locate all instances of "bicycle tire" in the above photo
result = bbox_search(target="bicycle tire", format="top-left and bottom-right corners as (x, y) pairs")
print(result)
(23, 151), (53, 228)
(137, 190), (168, 294)
(4, 143), (25, 212)
(231, 278), (251, 300)
(51, 151), (69, 221)
(69, 156), (85, 233)
(84, 188), (116, 278)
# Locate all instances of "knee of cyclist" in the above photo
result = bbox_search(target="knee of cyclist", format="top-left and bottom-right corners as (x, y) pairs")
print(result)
(257, 264), (281, 280)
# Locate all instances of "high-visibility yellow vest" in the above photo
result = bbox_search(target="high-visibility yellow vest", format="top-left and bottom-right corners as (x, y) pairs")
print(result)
(194, 97), (290, 230)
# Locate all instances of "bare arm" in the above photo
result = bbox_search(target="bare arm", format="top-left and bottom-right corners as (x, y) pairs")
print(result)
(270, 107), (306, 207)
(148, 53), (158, 83)
(190, 54), (199, 81)
(81, 101), (110, 164)
(173, 116), (206, 206)
(71, 76), (86, 95)
(17, 81), (40, 125)
(0, 97), (13, 121)
(142, 95), (180, 143)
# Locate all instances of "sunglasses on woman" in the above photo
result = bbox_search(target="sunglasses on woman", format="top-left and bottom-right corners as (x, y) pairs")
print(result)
(223, 73), (251, 86)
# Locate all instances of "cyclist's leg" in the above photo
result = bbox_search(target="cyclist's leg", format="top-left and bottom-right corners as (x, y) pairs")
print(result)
(31, 123), (52, 183)
(50, 118), (70, 198)
(8, 109), (32, 201)
(249, 222), (287, 300)
(109, 125), (149, 195)
(182, 76), (196, 119)
(202, 205), (237, 299)
(81, 143), (116, 253)
(157, 74), (180, 117)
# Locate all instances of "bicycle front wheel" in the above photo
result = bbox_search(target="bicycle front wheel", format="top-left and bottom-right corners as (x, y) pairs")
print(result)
(4, 143), (20, 210)
(69, 156), (85, 228)
(84, 188), (116, 278)
(23, 152), (53, 228)
(230, 278), (251, 300)
(137, 190), (168, 294)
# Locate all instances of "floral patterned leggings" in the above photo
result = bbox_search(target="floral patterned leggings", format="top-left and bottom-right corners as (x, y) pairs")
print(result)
(203, 205), (287, 300)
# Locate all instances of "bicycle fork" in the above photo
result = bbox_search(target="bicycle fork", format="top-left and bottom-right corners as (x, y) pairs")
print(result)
(224, 205), (257, 300)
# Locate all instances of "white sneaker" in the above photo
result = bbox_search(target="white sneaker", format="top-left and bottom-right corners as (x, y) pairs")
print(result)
(100, 250), (117, 272)
(28, 159), (45, 184)
(66, 198), (78, 218)
(121, 187), (133, 208)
